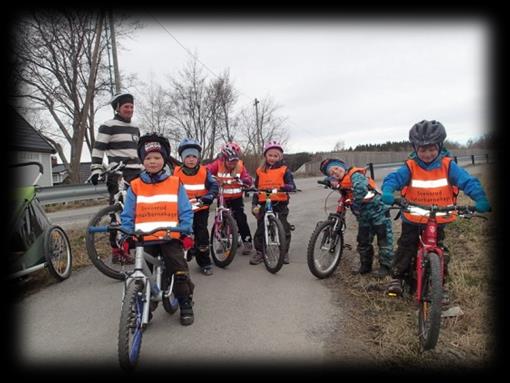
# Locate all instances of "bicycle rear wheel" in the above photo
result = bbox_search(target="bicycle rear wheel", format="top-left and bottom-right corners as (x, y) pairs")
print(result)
(418, 252), (442, 350)
(307, 220), (344, 279)
(263, 215), (286, 274)
(86, 204), (134, 280)
(44, 225), (72, 281)
(118, 281), (145, 371)
(210, 212), (239, 268)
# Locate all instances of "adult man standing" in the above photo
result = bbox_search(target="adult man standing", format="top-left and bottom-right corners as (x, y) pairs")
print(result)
(89, 92), (143, 263)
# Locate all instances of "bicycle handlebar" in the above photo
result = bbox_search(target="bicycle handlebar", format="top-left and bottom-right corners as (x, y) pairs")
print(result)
(88, 224), (187, 238)
(392, 197), (481, 217)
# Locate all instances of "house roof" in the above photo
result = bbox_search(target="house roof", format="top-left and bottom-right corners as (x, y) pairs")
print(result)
(53, 161), (94, 183)
(9, 106), (56, 154)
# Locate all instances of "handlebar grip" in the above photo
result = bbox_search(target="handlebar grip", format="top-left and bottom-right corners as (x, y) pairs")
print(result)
(88, 225), (108, 233)
(317, 180), (329, 186)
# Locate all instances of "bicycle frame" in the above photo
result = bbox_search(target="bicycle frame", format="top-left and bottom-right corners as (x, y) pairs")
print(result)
(212, 181), (235, 240)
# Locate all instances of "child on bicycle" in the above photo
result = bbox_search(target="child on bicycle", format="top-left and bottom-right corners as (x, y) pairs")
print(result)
(120, 133), (196, 326)
(319, 158), (393, 277)
(250, 140), (296, 265)
(206, 142), (254, 255)
(174, 138), (219, 276)
(381, 120), (491, 303)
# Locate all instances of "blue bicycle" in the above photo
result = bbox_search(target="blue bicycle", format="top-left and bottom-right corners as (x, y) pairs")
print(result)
(88, 224), (184, 371)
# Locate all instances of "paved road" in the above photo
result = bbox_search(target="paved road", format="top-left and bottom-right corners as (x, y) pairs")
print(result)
(15, 177), (371, 371)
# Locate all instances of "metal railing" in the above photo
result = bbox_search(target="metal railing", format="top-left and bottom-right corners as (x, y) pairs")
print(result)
(366, 154), (493, 180)
(36, 183), (108, 205)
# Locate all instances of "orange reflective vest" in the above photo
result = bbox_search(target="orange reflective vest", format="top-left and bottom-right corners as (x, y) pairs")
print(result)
(340, 167), (379, 202)
(130, 176), (181, 241)
(217, 160), (244, 200)
(401, 157), (459, 224)
(256, 166), (289, 202)
(174, 165), (209, 212)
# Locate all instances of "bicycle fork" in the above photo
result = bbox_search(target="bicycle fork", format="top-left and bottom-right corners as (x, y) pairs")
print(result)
(416, 221), (445, 303)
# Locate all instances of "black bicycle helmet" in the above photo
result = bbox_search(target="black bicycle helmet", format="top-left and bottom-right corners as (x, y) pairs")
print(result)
(409, 120), (447, 148)
(137, 133), (171, 163)
(178, 138), (202, 156)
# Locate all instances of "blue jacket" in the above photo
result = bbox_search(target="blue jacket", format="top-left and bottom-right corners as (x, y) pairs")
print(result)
(120, 170), (194, 238)
(382, 149), (488, 222)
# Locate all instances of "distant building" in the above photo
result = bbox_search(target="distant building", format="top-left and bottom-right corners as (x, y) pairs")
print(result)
(9, 106), (56, 187)
(52, 161), (96, 184)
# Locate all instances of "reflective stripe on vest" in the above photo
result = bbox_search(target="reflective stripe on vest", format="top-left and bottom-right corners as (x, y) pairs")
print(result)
(131, 176), (181, 240)
(174, 165), (209, 212)
(340, 167), (379, 202)
(256, 166), (288, 202)
(401, 157), (458, 224)
(217, 160), (244, 199)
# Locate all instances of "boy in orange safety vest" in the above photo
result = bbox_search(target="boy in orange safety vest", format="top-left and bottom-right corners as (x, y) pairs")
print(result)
(120, 133), (195, 325)
(206, 142), (254, 255)
(250, 141), (296, 265)
(382, 120), (491, 303)
(173, 138), (219, 276)
(319, 158), (393, 277)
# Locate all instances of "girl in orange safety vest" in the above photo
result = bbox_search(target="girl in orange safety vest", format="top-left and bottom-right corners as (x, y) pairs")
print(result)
(250, 141), (296, 266)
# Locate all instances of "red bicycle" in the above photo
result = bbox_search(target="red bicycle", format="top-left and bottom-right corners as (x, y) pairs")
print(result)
(389, 198), (487, 350)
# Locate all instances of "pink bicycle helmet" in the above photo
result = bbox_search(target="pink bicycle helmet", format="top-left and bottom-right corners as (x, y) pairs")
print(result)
(263, 140), (284, 155)
(223, 142), (241, 155)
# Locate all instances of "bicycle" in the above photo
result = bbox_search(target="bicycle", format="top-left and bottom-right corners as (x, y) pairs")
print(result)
(88, 224), (184, 371)
(247, 187), (296, 274)
(85, 162), (135, 280)
(209, 178), (242, 268)
(388, 198), (487, 350)
(306, 180), (352, 279)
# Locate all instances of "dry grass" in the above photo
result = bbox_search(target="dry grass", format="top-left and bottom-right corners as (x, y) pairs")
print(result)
(330, 168), (496, 367)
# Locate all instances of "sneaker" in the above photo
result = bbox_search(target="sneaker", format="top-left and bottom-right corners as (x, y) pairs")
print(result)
(372, 265), (390, 278)
(242, 241), (253, 255)
(249, 251), (264, 265)
(179, 300), (194, 326)
(200, 265), (213, 276)
(386, 278), (403, 297)
(283, 253), (289, 264)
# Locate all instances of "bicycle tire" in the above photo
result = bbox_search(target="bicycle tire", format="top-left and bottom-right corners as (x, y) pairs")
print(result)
(307, 220), (344, 279)
(43, 225), (73, 281)
(418, 252), (443, 350)
(86, 204), (134, 280)
(118, 281), (145, 371)
(210, 212), (239, 268)
(263, 215), (286, 274)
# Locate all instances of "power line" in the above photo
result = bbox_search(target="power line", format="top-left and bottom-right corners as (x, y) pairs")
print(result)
(149, 15), (254, 104)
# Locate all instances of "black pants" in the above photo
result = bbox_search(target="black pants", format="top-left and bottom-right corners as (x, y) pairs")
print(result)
(107, 168), (140, 205)
(391, 221), (446, 279)
(189, 209), (212, 268)
(253, 202), (291, 254)
(144, 240), (195, 299)
(225, 197), (252, 242)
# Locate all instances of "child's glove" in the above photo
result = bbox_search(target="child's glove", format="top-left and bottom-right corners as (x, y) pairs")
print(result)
(381, 189), (395, 205)
(475, 198), (491, 213)
(181, 236), (194, 250)
(252, 205), (261, 218)
(200, 196), (213, 205)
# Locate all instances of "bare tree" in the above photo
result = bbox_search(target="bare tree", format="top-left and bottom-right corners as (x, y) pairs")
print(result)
(333, 139), (345, 152)
(239, 96), (289, 156)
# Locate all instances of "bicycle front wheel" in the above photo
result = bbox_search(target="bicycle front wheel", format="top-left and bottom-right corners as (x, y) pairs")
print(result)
(118, 281), (145, 371)
(44, 225), (72, 281)
(86, 204), (134, 280)
(210, 212), (239, 268)
(418, 252), (443, 350)
(307, 220), (344, 279)
(263, 215), (286, 274)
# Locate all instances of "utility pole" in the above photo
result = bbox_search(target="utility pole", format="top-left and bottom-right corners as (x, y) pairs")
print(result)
(254, 98), (260, 154)
(108, 10), (121, 93)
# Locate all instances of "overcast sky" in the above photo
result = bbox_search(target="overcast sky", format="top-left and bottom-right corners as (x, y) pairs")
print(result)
(110, 16), (489, 154)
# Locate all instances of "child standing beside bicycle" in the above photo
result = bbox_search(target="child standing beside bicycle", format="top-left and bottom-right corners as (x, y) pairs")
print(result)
(319, 158), (394, 277)
(250, 141), (296, 265)
(382, 120), (491, 303)
(206, 142), (254, 255)
(174, 138), (219, 276)
(120, 133), (196, 326)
